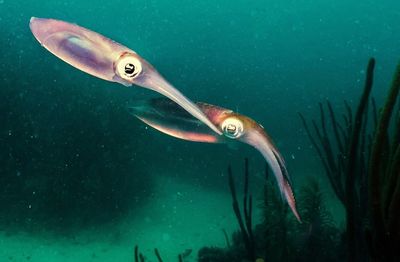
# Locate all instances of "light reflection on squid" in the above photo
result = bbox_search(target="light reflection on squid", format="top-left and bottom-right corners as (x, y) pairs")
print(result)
(29, 17), (221, 135)
(128, 98), (301, 221)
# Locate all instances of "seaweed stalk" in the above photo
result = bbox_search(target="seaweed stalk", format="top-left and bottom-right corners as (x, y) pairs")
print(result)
(298, 113), (345, 204)
(345, 58), (375, 262)
(327, 100), (345, 152)
(155, 248), (164, 262)
(368, 61), (400, 239)
(383, 116), (400, 215)
(134, 245), (139, 262)
(227, 159), (255, 261)
(228, 165), (249, 249)
(387, 145), (400, 230)
(222, 229), (231, 248)
(243, 158), (255, 252)
(134, 245), (186, 262)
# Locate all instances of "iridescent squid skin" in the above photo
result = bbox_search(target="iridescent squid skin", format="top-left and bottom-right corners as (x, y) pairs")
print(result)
(29, 17), (221, 135)
(128, 98), (301, 221)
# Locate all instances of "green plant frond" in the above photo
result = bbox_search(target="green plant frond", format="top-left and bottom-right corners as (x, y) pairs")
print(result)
(298, 177), (335, 228)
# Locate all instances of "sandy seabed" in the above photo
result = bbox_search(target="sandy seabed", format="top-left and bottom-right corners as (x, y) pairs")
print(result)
(0, 175), (238, 262)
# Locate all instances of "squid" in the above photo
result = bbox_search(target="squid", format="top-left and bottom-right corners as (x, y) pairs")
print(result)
(128, 98), (301, 221)
(29, 17), (221, 135)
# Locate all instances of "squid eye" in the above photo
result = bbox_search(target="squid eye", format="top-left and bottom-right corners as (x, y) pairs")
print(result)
(115, 54), (142, 80)
(221, 117), (244, 139)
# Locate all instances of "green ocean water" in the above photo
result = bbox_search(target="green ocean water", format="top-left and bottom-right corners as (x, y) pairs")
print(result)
(1, 0), (400, 261)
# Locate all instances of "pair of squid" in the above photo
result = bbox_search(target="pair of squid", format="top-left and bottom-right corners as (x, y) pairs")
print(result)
(29, 17), (300, 221)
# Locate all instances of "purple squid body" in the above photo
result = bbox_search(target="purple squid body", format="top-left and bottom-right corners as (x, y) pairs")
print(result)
(29, 17), (222, 135)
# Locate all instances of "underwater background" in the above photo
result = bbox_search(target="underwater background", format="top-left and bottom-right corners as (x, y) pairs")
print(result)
(1, 0), (400, 261)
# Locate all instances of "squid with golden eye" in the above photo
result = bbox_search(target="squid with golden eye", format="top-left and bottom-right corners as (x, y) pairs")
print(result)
(128, 98), (301, 221)
(29, 17), (221, 135)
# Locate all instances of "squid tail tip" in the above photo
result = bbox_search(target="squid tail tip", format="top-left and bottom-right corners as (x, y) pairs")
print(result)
(293, 208), (302, 223)
(287, 194), (301, 222)
(282, 182), (301, 222)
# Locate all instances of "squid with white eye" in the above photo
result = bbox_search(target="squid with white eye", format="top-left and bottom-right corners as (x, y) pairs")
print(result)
(29, 17), (221, 135)
(115, 54), (143, 80)
(221, 117), (244, 139)
(128, 98), (301, 222)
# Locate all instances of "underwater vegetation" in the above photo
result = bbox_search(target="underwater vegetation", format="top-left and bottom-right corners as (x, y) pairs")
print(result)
(133, 159), (342, 262)
(132, 245), (194, 262)
(133, 245), (183, 262)
(299, 58), (400, 261)
(195, 58), (400, 262)
(197, 159), (343, 262)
